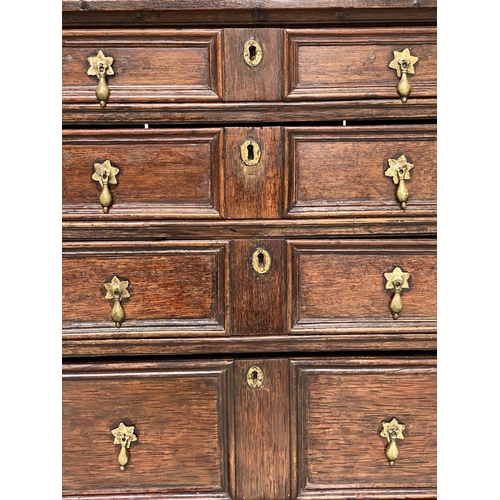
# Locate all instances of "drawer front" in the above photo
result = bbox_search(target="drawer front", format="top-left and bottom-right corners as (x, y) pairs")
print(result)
(286, 239), (436, 334)
(291, 357), (436, 498)
(63, 129), (223, 219)
(284, 125), (436, 217)
(62, 360), (233, 498)
(62, 29), (223, 105)
(62, 241), (228, 337)
(285, 27), (436, 101)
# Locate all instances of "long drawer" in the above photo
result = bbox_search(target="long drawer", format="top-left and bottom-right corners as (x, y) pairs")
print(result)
(62, 239), (435, 355)
(63, 125), (436, 222)
(63, 356), (436, 499)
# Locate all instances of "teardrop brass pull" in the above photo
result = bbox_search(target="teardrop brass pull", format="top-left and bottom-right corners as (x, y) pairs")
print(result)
(384, 267), (410, 319)
(384, 155), (414, 209)
(243, 39), (263, 67)
(87, 50), (114, 107)
(104, 276), (130, 327)
(111, 422), (137, 471)
(252, 248), (271, 274)
(389, 48), (419, 103)
(92, 160), (120, 213)
(380, 417), (405, 465)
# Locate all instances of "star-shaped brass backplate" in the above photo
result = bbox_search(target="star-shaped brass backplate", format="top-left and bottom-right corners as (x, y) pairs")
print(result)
(111, 422), (137, 447)
(104, 276), (130, 301)
(384, 267), (410, 291)
(385, 155), (413, 184)
(380, 417), (406, 443)
(92, 160), (120, 187)
(389, 48), (418, 77)
(87, 50), (115, 77)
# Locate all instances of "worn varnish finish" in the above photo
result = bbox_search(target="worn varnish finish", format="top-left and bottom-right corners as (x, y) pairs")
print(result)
(62, 360), (233, 498)
(62, 241), (228, 336)
(63, 2), (437, 499)
(63, 129), (223, 219)
(291, 356), (436, 498)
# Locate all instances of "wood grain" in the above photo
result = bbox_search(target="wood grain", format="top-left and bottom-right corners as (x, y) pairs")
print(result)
(234, 358), (290, 500)
(62, 360), (233, 497)
(291, 356), (436, 498)
(63, 128), (223, 219)
(62, 29), (223, 104)
(284, 124), (436, 218)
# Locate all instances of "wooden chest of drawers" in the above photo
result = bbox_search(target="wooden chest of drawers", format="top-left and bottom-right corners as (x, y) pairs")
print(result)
(62, 2), (437, 499)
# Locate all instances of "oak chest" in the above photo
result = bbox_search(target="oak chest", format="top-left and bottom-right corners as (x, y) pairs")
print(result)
(62, 2), (437, 499)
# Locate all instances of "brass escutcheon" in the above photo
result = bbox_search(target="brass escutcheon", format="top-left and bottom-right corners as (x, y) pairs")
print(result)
(240, 139), (261, 166)
(87, 50), (114, 107)
(243, 39), (263, 67)
(384, 154), (414, 209)
(380, 417), (406, 465)
(92, 159), (120, 213)
(104, 276), (131, 327)
(388, 48), (419, 103)
(252, 248), (271, 274)
(384, 267), (411, 319)
(247, 366), (264, 388)
(111, 422), (137, 470)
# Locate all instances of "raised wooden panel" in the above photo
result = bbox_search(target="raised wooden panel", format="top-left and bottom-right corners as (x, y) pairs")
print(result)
(62, 29), (223, 105)
(284, 27), (436, 100)
(62, 360), (233, 499)
(62, 241), (228, 338)
(223, 28), (283, 102)
(223, 127), (283, 219)
(63, 129), (223, 219)
(234, 358), (290, 500)
(291, 357), (436, 499)
(286, 240), (436, 335)
(284, 124), (436, 218)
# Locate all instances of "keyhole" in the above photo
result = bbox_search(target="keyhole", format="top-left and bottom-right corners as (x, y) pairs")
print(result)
(247, 144), (254, 161)
(252, 369), (258, 381)
(257, 252), (264, 269)
(249, 44), (257, 61)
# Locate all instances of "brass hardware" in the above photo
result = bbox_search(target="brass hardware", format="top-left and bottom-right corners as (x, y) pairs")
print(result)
(104, 276), (130, 327)
(388, 48), (419, 103)
(252, 248), (271, 274)
(243, 39), (263, 67)
(92, 160), (120, 213)
(384, 267), (410, 319)
(111, 422), (137, 471)
(87, 50), (114, 107)
(384, 155), (414, 209)
(247, 366), (264, 388)
(240, 139), (261, 166)
(380, 417), (405, 465)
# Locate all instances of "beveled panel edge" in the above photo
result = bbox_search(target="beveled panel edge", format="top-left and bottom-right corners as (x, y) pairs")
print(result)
(63, 359), (234, 500)
(62, 128), (224, 220)
(285, 239), (437, 335)
(283, 124), (437, 218)
(62, 29), (223, 103)
(290, 357), (436, 500)
(62, 240), (230, 337)
(283, 26), (437, 101)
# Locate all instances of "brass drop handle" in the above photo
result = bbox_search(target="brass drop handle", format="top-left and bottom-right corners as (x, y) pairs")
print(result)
(111, 422), (137, 470)
(389, 48), (419, 103)
(87, 50), (115, 107)
(92, 160), (120, 213)
(384, 267), (410, 319)
(380, 418), (405, 465)
(384, 155), (414, 209)
(104, 276), (130, 327)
